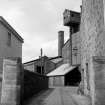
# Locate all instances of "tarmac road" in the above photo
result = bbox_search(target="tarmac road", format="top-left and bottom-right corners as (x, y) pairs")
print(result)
(24, 86), (91, 105)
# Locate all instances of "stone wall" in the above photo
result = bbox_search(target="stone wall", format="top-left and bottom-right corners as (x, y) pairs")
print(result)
(1, 58), (23, 105)
(0, 58), (48, 104)
(80, 0), (105, 105)
(24, 69), (48, 100)
(92, 56), (105, 105)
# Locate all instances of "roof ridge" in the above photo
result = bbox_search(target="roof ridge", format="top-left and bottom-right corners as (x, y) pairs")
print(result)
(0, 16), (24, 43)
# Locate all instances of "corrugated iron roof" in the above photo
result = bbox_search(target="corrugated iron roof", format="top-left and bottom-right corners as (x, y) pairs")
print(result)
(47, 63), (76, 76)
(50, 57), (63, 63)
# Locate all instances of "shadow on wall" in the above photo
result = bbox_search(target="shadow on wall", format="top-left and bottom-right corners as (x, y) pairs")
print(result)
(23, 69), (48, 101)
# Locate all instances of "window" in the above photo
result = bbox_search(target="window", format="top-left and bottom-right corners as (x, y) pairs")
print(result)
(71, 14), (74, 17)
(7, 32), (11, 46)
(36, 66), (44, 74)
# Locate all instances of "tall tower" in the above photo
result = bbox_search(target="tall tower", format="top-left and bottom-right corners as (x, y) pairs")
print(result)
(63, 9), (80, 65)
(63, 10), (80, 34)
(58, 31), (64, 57)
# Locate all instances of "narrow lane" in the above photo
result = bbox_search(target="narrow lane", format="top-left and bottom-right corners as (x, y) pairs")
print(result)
(24, 87), (78, 105)
(59, 87), (78, 105)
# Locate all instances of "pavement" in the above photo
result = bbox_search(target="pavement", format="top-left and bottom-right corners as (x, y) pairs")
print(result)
(24, 86), (91, 105)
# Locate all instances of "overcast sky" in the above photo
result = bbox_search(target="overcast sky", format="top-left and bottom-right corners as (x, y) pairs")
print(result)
(0, 0), (81, 62)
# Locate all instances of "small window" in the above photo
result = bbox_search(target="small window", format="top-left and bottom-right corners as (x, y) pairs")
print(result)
(36, 66), (44, 74)
(7, 32), (11, 46)
(71, 14), (74, 17)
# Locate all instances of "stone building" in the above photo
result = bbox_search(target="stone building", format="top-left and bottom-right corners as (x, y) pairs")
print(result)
(80, 0), (105, 105)
(0, 16), (23, 76)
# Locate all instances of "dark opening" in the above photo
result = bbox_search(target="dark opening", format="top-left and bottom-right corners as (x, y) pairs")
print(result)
(65, 67), (81, 86)
(7, 32), (11, 46)
(86, 63), (90, 90)
(73, 25), (80, 33)
(36, 66), (44, 74)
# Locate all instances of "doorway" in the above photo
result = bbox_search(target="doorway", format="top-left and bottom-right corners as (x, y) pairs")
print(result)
(65, 67), (81, 86)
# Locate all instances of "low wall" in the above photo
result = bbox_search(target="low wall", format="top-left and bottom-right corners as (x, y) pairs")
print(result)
(23, 69), (48, 100)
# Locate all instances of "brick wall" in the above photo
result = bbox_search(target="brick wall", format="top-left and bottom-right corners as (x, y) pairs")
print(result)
(1, 58), (23, 105)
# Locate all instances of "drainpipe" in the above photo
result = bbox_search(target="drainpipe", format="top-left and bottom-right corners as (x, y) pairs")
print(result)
(70, 27), (72, 65)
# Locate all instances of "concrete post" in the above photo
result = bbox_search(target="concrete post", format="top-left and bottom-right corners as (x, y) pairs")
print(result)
(1, 57), (23, 105)
(58, 31), (64, 57)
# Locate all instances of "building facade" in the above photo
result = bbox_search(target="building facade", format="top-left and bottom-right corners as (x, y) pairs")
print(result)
(63, 10), (81, 66)
(47, 14), (81, 86)
(80, 0), (105, 105)
(72, 32), (81, 65)
(47, 64), (81, 87)
(0, 16), (23, 75)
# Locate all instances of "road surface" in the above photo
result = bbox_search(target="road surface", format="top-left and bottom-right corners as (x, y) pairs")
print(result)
(24, 87), (91, 105)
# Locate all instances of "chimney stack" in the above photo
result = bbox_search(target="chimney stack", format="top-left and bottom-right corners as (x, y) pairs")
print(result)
(58, 31), (64, 57)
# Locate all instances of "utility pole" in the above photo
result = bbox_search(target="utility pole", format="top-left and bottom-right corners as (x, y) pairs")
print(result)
(40, 48), (43, 74)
